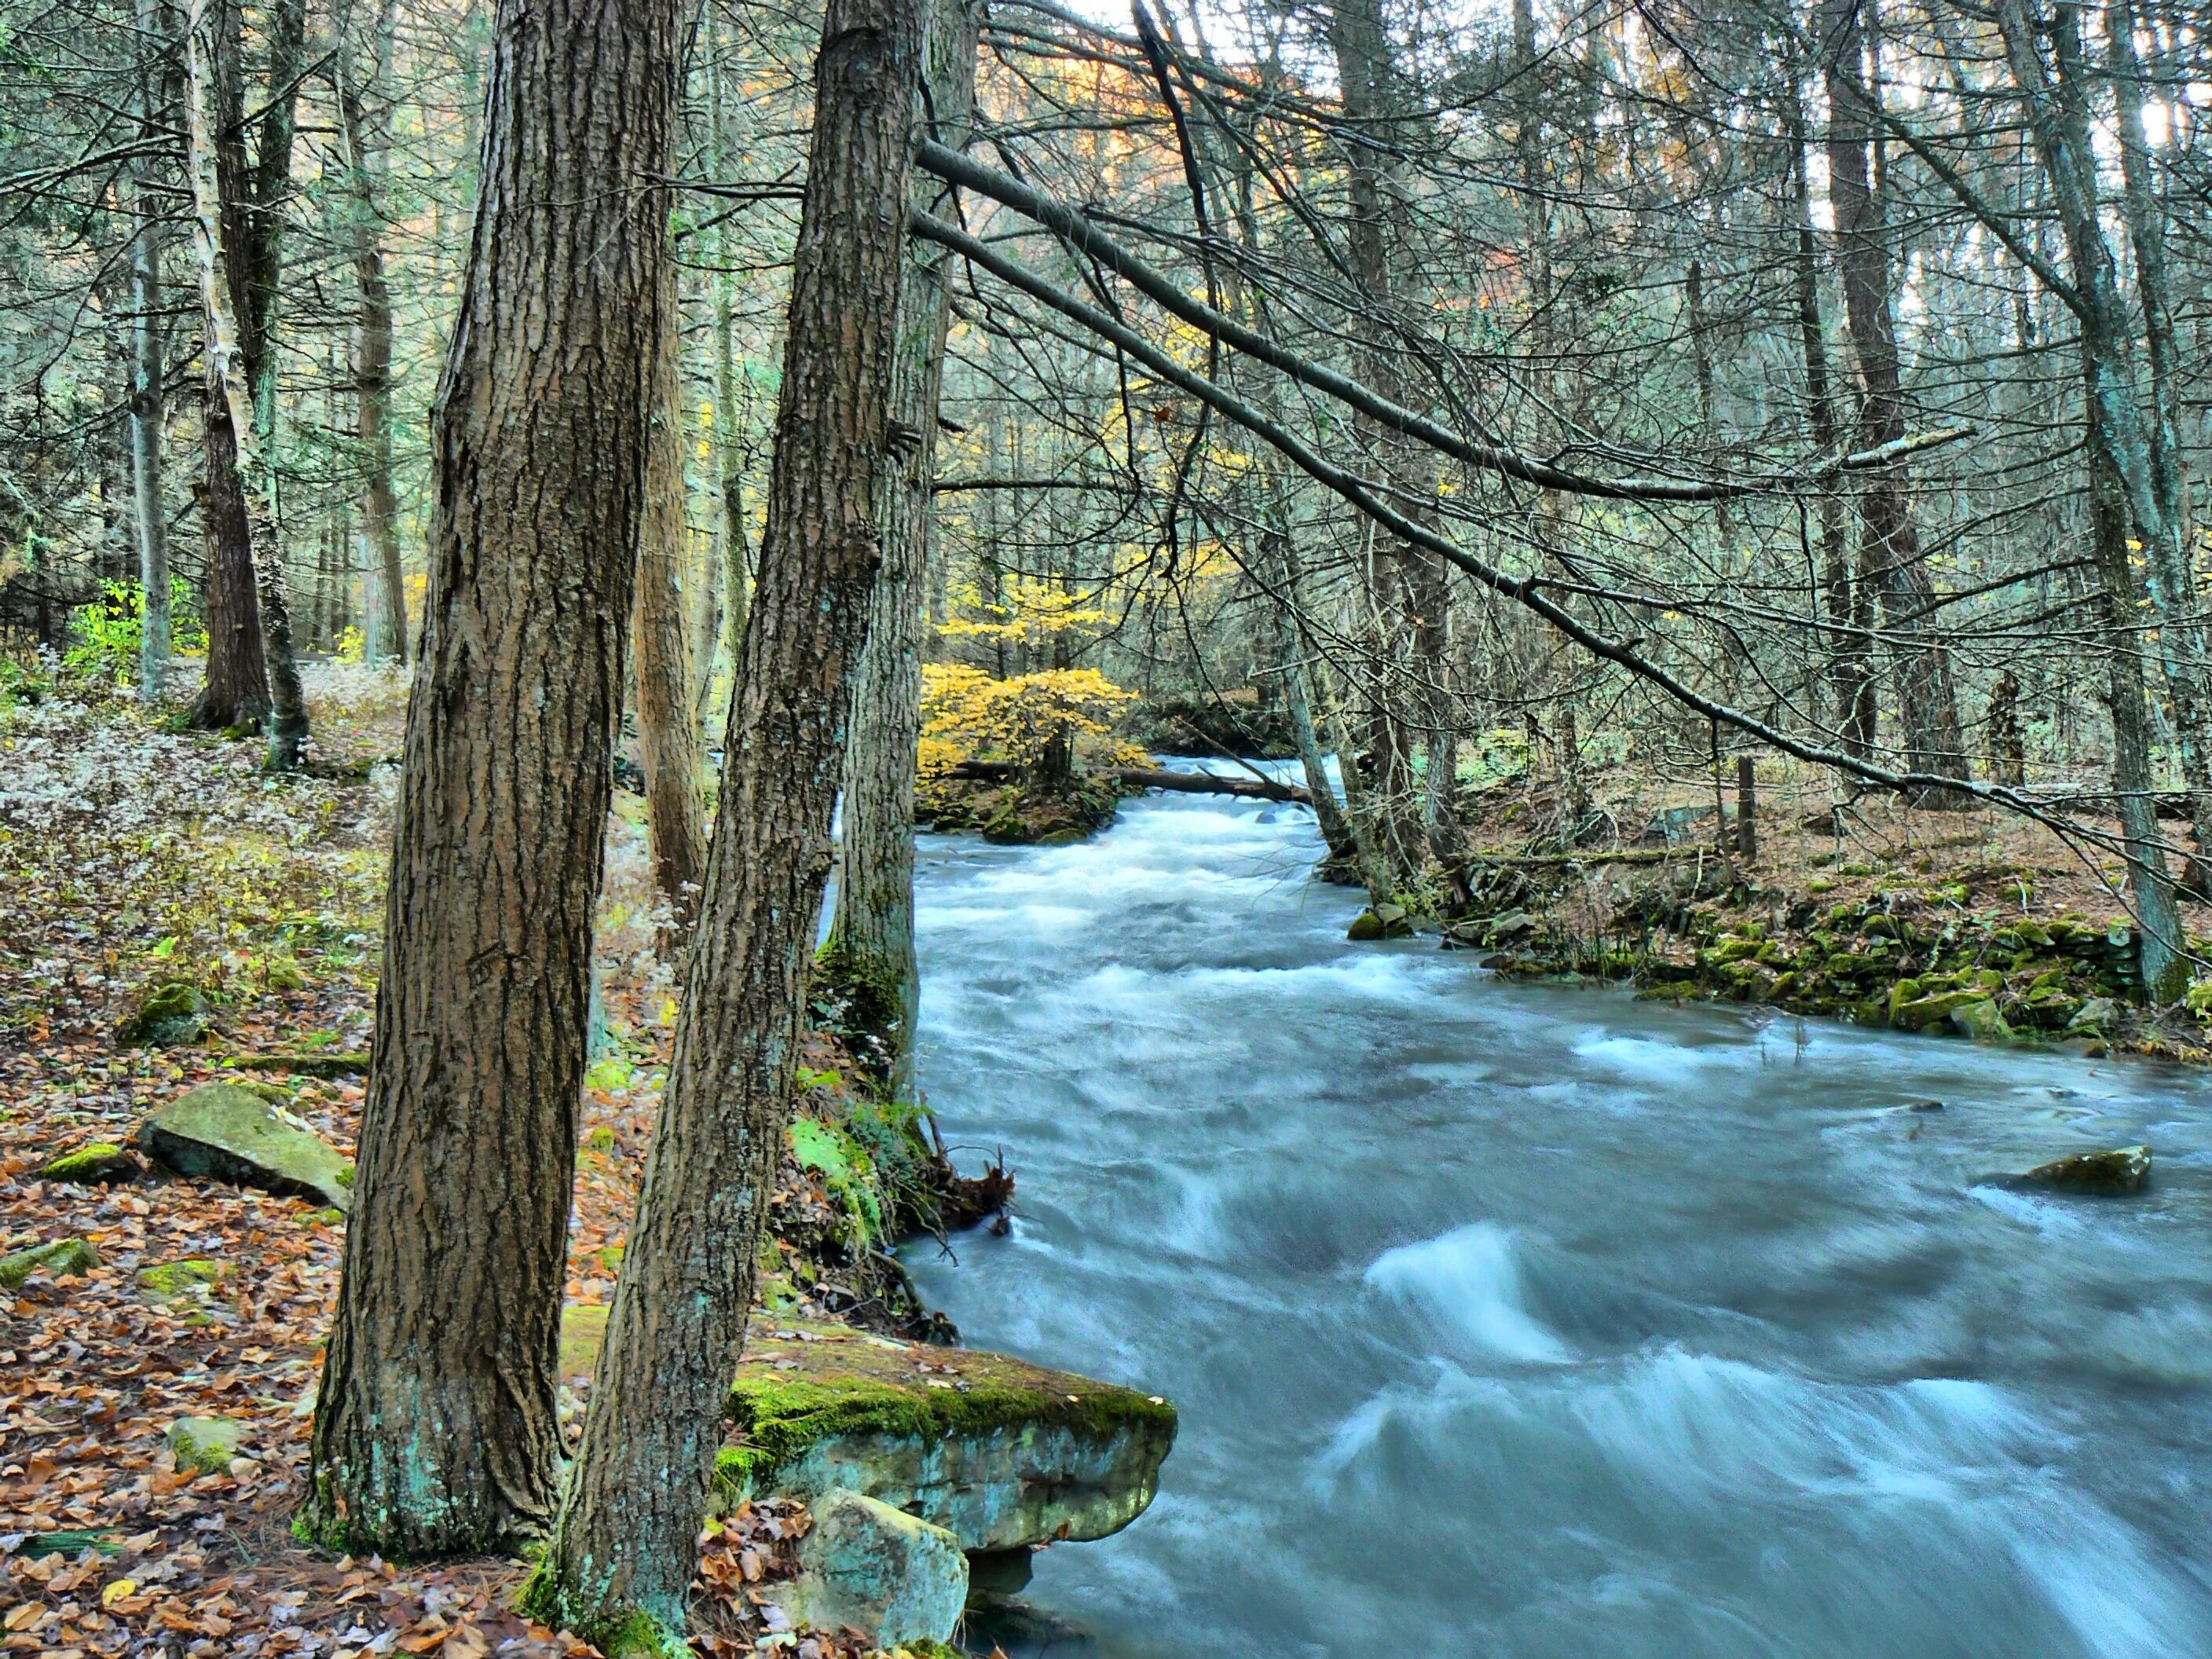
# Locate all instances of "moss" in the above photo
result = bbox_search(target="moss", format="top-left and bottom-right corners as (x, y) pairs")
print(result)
(39, 1142), (138, 1183)
(515, 1565), (689, 1659)
(116, 980), (209, 1047)
(716, 1315), (1177, 1504)
(140, 1258), (224, 1298)
(229, 1049), (369, 1079)
(0, 1236), (101, 1290)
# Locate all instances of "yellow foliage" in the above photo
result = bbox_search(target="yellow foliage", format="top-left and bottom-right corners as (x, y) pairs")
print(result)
(920, 664), (1139, 777)
(938, 577), (1108, 646)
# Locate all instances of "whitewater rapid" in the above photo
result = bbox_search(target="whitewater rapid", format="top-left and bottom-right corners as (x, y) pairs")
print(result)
(903, 775), (2212, 1659)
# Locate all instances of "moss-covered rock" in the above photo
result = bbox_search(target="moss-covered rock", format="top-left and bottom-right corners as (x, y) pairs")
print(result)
(1348, 903), (1413, 942)
(115, 980), (208, 1047)
(714, 1315), (1175, 1552)
(140, 1259), (225, 1300)
(38, 1142), (141, 1184)
(166, 1415), (245, 1475)
(227, 1049), (369, 1079)
(0, 1236), (100, 1291)
(767, 1487), (967, 1650)
(137, 1082), (353, 1210)
(2008, 1144), (2151, 1197)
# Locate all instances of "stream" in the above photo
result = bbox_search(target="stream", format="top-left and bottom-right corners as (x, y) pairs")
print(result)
(901, 770), (2212, 1659)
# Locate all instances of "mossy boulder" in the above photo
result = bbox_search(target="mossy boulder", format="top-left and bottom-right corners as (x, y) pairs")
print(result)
(38, 1143), (142, 1184)
(227, 1049), (369, 1079)
(0, 1236), (100, 1291)
(715, 1315), (1176, 1552)
(767, 1488), (967, 1650)
(1889, 989), (1983, 1034)
(137, 1083), (353, 1210)
(2007, 1145), (2152, 1197)
(115, 980), (209, 1047)
(166, 1415), (246, 1475)
(1348, 903), (1413, 942)
(1947, 998), (2009, 1041)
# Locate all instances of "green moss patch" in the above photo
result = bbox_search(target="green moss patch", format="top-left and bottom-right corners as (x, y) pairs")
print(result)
(39, 1142), (141, 1184)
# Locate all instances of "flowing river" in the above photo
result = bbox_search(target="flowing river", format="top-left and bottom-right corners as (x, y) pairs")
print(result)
(901, 772), (2212, 1659)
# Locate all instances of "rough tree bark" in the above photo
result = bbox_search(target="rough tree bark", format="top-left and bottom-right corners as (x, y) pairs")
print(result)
(2004, 0), (2212, 880)
(1327, 0), (1450, 893)
(338, 0), (406, 665)
(1782, 74), (1873, 756)
(822, 0), (980, 1096)
(632, 295), (709, 938)
(300, 0), (680, 1558)
(524, 0), (918, 1641)
(130, 0), (172, 700)
(1821, 0), (1968, 796)
(184, 0), (308, 767)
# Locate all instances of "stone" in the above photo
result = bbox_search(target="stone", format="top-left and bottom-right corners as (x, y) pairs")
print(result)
(227, 1049), (370, 1079)
(1889, 989), (1982, 1034)
(38, 1143), (142, 1184)
(716, 1315), (1177, 1553)
(2010, 1145), (2152, 1197)
(1948, 998), (2009, 1041)
(2067, 997), (2122, 1035)
(137, 1083), (354, 1210)
(1346, 909), (1385, 941)
(115, 980), (208, 1047)
(768, 1488), (967, 1649)
(166, 1416), (246, 1476)
(140, 1259), (225, 1300)
(0, 1236), (100, 1291)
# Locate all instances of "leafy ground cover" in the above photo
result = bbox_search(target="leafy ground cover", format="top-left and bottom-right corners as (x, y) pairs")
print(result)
(0, 670), (987, 1659)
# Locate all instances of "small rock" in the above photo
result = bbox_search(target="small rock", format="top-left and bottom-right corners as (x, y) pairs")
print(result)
(1908, 1099), (1944, 1112)
(38, 1143), (143, 1185)
(1948, 998), (2009, 1041)
(137, 1083), (354, 1210)
(166, 1417), (246, 1476)
(0, 1236), (101, 1291)
(115, 980), (209, 1047)
(2067, 996), (2122, 1035)
(769, 1488), (968, 1649)
(2010, 1145), (2152, 1197)
(140, 1259), (225, 1300)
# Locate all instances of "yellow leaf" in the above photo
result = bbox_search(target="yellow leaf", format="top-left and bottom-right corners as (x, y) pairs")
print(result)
(104, 1579), (139, 1607)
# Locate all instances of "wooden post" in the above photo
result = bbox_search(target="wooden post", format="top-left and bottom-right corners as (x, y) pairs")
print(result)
(1737, 755), (1757, 861)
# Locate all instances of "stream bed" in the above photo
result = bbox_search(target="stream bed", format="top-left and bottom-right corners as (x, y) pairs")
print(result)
(902, 775), (2212, 1658)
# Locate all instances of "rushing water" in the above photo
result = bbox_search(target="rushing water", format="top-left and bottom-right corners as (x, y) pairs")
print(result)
(901, 771), (2212, 1659)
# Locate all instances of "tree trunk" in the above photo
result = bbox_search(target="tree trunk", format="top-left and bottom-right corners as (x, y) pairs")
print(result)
(707, 9), (750, 685)
(1262, 530), (1358, 861)
(301, 0), (681, 1558)
(633, 296), (709, 939)
(2009, 0), (2212, 872)
(1328, 0), (1446, 894)
(1822, 0), (1968, 797)
(1782, 75), (1873, 756)
(525, 0), (918, 1639)
(187, 0), (264, 731)
(184, 0), (307, 767)
(130, 0), (172, 701)
(339, 0), (406, 665)
(2087, 376), (2185, 1001)
(825, 0), (980, 1096)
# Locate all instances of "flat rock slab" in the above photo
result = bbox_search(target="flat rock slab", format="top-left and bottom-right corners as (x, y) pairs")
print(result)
(137, 1084), (353, 1211)
(716, 1314), (1176, 1552)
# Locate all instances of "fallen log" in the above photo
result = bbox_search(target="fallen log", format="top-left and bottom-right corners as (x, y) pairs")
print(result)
(939, 759), (1311, 805)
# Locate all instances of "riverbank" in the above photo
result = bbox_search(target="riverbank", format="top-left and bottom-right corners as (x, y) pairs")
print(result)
(0, 678), (1028, 1657)
(1346, 760), (2212, 1066)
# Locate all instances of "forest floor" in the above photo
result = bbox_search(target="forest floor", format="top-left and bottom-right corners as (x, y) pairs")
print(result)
(0, 669), (946, 1659)
(1431, 759), (2212, 1064)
